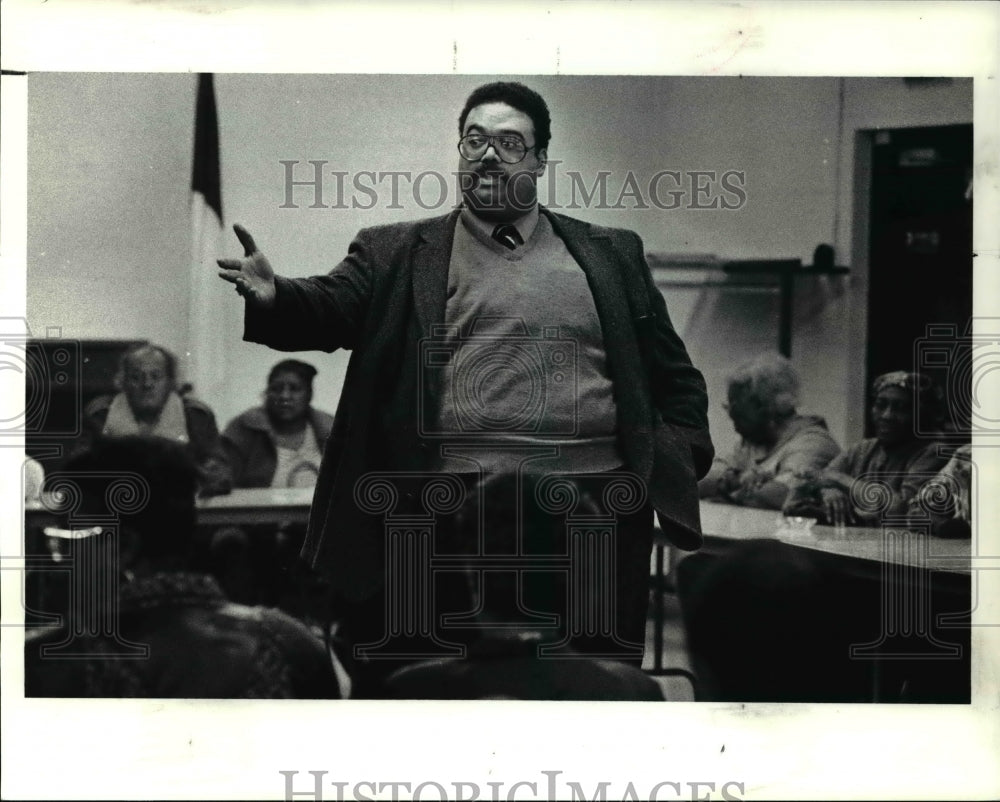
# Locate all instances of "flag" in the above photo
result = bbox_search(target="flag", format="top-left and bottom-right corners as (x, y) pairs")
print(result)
(187, 73), (234, 412)
(192, 73), (222, 222)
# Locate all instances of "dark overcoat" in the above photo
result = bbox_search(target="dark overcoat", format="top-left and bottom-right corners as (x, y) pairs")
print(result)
(245, 207), (713, 602)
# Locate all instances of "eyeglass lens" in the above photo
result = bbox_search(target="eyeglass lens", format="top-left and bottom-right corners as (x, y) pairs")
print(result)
(459, 134), (528, 163)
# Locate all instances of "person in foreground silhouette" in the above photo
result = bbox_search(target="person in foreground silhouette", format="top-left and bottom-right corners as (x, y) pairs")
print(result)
(382, 474), (664, 700)
(25, 436), (340, 698)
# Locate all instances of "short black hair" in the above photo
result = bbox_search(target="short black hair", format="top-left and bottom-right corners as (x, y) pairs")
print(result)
(458, 82), (552, 152)
(58, 436), (198, 562)
(455, 473), (572, 554)
(267, 359), (318, 388)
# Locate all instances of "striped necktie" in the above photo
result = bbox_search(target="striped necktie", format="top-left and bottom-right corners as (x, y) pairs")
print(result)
(491, 224), (524, 251)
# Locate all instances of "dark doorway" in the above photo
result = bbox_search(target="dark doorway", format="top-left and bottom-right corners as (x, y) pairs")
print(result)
(865, 124), (973, 435)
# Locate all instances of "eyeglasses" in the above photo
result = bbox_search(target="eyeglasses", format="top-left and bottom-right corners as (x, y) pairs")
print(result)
(458, 133), (535, 164)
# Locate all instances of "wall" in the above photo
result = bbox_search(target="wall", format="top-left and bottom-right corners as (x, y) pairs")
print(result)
(27, 73), (193, 356)
(26, 74), (972, 454)
(836, 77), (974, 440)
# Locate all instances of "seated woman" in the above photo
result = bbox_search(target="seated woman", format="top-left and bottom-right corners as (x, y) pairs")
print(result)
(907, 443), (972, 538)
(79, 343), (231, 496)
(218, 360), (335, 610)
(698, 353), (841, 509)
(784, 371), (949, 527)
(222, 359), (334, 489)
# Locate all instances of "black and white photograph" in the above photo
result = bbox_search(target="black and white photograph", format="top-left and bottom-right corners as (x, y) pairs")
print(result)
(2, 1), (998, 800)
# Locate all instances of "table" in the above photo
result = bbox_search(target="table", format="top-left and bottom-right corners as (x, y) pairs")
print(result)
(27, 492), (971, 573)
(654, 502), (973, 701)
(650, 502), (971, 647)
(194, 487), (315, 527)
(25, 487), (316, 531)
(25, 492), (973, 697)
(23, 488), (316, 623)
(689, 501), (971, 575)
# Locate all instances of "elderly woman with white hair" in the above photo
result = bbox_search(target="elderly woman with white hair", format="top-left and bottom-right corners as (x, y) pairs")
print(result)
(699, 353), (841, 509)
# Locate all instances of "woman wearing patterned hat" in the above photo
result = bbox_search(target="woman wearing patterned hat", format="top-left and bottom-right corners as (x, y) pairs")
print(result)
(784, 371), (949, 527)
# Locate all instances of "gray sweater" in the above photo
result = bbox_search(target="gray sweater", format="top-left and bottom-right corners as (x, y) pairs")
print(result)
(429, 211), (621, 474)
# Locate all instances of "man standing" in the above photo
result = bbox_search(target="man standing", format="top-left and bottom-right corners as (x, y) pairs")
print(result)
(218, 82), (712, 683)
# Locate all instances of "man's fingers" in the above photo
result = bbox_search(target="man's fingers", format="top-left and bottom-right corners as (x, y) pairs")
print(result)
(217, 258), (243, 271)
(233, 223), (258, 257)
(217, 268), (240, 284)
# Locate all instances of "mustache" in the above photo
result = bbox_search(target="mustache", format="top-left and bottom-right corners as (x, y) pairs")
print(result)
(456, 167), (506, 192)
(459, 162), (505, 175)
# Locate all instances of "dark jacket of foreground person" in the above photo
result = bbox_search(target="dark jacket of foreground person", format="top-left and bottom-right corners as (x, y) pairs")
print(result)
(383, 634), (664, 701)
(25, 571), (340, 698)
(25, 435), (339, 699)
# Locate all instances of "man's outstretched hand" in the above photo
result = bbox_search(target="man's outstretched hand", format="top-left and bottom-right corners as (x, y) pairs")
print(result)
(217, 224), (277, 308)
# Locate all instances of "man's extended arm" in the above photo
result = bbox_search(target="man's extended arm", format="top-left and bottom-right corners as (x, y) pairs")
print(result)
(219, 224), (374, 354)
